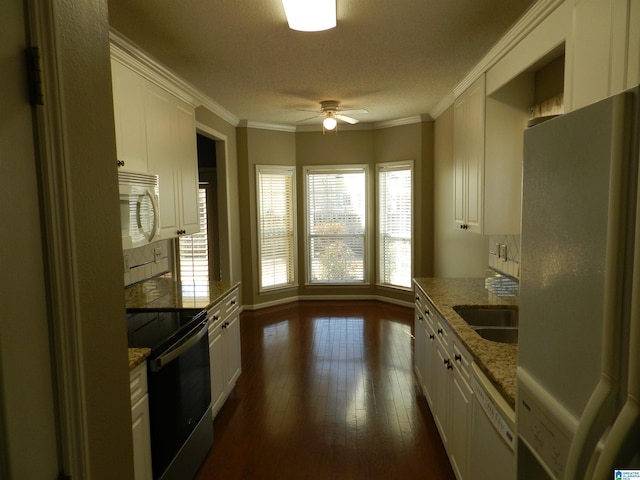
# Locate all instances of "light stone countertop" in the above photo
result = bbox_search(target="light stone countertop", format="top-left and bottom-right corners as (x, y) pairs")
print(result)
(125, 274), (240, 310)
(414, 277), (518, 408)
(128, 347), (151, 370)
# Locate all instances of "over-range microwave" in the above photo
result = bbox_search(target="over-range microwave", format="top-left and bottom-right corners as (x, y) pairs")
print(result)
(118, 170), (160, 249)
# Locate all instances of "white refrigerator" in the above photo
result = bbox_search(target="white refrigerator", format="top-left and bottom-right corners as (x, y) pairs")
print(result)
(517, 86), (640, 479)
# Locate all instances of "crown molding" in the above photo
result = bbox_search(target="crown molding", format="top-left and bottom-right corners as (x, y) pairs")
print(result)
(109, 28), (240, 127)
(238, 120), (297, 132)
(429, 0), (565, 119)
(372, 115), (424, 129)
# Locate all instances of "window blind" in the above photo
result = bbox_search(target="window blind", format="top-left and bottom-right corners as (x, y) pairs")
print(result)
(306, 168), (366, 283)
(257, 166), (296, 290)
(378, 163), (412, 288)
(179, 186), (209, 283)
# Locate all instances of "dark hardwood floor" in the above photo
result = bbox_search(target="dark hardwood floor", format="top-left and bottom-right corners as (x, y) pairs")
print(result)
(196, 300), (454, 480)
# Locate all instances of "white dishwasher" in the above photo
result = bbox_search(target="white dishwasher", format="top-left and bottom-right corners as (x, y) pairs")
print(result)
(470, 363), (516, 479)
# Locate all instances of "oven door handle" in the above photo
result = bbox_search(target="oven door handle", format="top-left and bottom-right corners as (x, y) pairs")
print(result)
(150, 318), (209, 372)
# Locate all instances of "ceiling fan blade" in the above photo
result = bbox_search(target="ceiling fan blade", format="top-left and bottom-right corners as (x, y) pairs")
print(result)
(336, 114), (360, 124)
(297, 114), (323, 123)
(296, 108), (322, 113)
(338, 108), (368, 115)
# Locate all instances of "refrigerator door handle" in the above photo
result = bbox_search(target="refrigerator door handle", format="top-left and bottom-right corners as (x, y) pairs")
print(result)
(564, 375), (617, 479)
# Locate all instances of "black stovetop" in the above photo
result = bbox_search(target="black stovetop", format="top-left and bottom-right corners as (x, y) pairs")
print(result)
(126, 308), (207, 354)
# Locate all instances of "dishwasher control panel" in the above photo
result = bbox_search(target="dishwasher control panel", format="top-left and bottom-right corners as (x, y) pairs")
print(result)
(473, 370), (516, 450)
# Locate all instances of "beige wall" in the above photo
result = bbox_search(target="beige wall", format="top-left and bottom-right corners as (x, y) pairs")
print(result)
(2, 0), (135, 477)
(237, 127), (297, 307)
(237, 124), (433, 308)
(56, 1), (136, 476)
(433, 106), (489, 277)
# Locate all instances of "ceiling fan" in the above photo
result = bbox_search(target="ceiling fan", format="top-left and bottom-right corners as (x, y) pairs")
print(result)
(297, 100), (368, 131)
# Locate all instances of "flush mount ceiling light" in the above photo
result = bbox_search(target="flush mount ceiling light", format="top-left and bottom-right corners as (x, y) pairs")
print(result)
(282, 0), (336, 32)
(322, 111), (337, 131)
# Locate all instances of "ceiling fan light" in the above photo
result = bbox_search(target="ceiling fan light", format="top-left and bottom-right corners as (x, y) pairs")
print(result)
(323, 115), (337, 130)
(282, 0), (336, 32)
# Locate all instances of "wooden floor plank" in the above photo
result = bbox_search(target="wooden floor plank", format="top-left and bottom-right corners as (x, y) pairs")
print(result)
(196, 300), (454, 480)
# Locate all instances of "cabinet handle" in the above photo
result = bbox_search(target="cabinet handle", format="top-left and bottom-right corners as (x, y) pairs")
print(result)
(230, 300), (236, 305)
(425, 309), (430, 315)
(460, 224), (468, 230)
(418, 316), (423, 322)
(415, 296), (419, 301)
(447, 363), (453, 370)
(213, 315), (219, 321)
(437, 328), (443, 335)
(177, 229), (187, 235)
(117, 160), (125, 167)
(443, 358), (451, 366)
(455, 354), (462, 362)
(429, 334), (435, 340)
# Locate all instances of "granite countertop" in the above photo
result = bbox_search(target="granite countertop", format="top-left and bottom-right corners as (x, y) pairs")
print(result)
(125, 275), (241, 370)
(414, 277), (518, 408)
(125, 274), (240, 310)
(128, 347), (151, 370)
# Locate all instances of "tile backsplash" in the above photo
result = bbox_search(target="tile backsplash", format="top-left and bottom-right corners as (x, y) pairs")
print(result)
(123, 240), (171, 286)
(488, 234), (520, 279)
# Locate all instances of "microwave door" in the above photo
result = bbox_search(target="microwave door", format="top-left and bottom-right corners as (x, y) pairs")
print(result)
(136, 189), (159, 243)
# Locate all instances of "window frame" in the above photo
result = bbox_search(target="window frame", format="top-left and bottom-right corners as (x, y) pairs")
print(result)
(376, 160), (413, 290)
(303, 165), (369, 286)
(256, 164), (298, 292)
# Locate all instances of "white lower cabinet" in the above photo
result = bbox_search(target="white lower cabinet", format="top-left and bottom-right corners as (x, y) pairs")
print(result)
(130, 362), (152, 480)
(450, 340), (473, 480)
(413, 282), (473, 480)
(413, 293), (427, 393)
(208, 286), (242, 418)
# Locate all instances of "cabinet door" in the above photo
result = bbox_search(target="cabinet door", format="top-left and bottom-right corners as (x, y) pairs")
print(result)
(414, 309), (425, 387)
(453, 95), (467, 227)
(423, 321), (437, 408)
(209, 321), (226, 417)
(174, 101), (200, 235)
(224, 312), (242, 390)
(111, 60), (148, 172)
(131, 393), (153, 480)
(450, 370), (473, 480)
(453, 75), (485, 233)
(464, 76), (485, 234)
(145, 84), (179, 239)
(434, 340), (451, 448)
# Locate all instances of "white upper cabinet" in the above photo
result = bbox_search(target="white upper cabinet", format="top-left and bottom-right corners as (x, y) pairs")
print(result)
(566, 0), (640, 111)
(145, 83), (199, 238)
(453, 75), (485, 234)
(111, 59), (148, 172)
(110, 51), (200, 240)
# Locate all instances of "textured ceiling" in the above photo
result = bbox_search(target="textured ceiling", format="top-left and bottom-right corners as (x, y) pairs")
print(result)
(108, 0), (536, 128)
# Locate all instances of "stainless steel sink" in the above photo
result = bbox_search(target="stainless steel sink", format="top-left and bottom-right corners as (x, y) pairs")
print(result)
(452, 306), (518, 328)
(473, 327), (518, 344)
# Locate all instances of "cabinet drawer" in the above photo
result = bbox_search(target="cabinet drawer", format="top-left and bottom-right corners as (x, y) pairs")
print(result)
(224, 289), (239, 317)
(207, 304), (223, 331)
(452, 340), (472, 382)
(435, 319), (450, 349)
(130, 362), (148, 406)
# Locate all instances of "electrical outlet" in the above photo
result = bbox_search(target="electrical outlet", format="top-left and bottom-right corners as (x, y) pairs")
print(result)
(154, 247), (162, 263)
(500, 244), (508, 261)
(123, 254), (130, 272)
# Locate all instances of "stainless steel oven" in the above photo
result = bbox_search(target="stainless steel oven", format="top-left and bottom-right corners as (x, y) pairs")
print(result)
(127, 308), (212, 480)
